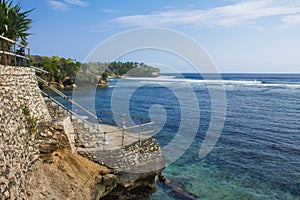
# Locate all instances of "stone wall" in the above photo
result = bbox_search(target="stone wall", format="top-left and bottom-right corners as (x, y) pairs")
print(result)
(78, 136), (165, 199)
(0, 65), (51, 199)
(0, 65), (50, 122)
(79, 137), (165, 173)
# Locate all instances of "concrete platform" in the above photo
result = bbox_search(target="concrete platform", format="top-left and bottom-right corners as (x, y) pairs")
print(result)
(74, 119), (153, 151)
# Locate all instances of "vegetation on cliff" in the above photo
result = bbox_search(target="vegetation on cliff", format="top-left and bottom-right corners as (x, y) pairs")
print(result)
(31, 56), (160, 88)
(107, 61), (160, 77)
(0, 0), (33, 65)
(31, 55), (81, 88)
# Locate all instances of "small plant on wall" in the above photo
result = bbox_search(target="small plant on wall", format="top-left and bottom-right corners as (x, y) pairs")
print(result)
(20, 100), (38, 143)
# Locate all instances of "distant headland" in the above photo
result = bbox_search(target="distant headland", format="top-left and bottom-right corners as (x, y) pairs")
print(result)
(31, 55), (160, 89)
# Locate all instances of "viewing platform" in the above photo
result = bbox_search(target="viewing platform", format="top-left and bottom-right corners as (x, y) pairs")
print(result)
(43, 97), (164, 172)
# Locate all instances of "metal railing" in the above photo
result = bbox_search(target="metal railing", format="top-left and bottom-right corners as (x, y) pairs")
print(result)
(36, 74), (101, 127)
(96, 110), (155, 146)
(0, 35), (30, 66)
(34, 67), (155, 148)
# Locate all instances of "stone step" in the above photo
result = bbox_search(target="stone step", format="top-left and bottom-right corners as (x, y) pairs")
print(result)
(79, 127), (90, 133)
(43, 97), (50, 102)
(82, 132), (104, 140)
(51, 102), (59, 108)
(58, 109), (67, 115)
(83, 139), (108, 148)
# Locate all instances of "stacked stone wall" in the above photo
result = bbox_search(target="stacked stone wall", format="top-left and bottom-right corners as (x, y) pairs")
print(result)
(0, 65), (50, 198)
(79, 137), (165, 173)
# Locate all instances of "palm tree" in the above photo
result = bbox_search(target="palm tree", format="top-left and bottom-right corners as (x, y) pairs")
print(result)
(0, 0), (33, 64)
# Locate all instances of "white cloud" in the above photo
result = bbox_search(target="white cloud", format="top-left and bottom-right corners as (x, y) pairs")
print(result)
(276, 13), (300, 29)
(64, 0), (89, 6)
(101, 9), (119, 14)
(108, 0), (300, 29)
(281, 14), (300, 25)
(48, 0), (69, 11)
(48, 0), (88, 11)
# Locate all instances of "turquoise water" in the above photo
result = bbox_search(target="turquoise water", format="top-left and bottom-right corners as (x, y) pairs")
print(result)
(59, 73), (300, 200)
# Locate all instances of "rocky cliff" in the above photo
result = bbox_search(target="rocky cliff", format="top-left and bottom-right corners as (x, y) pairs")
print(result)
(25, 122), (115, 199)
(0, 65), (115, 199)
(0, 65), (164, 199)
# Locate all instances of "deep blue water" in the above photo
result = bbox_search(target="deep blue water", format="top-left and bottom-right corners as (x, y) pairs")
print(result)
(59, 73), (300, 200)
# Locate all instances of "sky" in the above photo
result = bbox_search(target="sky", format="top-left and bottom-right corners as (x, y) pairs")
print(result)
(19, 0), (300, 73)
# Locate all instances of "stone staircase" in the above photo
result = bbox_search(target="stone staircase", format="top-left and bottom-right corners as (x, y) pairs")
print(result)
(72, 116), (108, 148)
(43, 97), (108, 149)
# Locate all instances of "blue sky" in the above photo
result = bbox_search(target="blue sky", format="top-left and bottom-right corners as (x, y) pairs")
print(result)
(19, 0), (300, 73)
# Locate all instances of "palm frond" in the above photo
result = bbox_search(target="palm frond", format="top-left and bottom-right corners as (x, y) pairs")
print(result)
(0, 0), (33, 42)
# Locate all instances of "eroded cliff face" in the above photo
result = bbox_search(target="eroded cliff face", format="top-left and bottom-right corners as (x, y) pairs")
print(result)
(25, 122), (116, 199)
(26, 149), (114, 199)
(26, 150), (109, 199)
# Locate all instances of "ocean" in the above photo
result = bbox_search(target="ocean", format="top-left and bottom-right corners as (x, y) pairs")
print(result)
(58, 73), (300, 200)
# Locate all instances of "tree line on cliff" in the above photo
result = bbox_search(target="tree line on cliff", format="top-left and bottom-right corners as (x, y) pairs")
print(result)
(31, 55), (160, 88)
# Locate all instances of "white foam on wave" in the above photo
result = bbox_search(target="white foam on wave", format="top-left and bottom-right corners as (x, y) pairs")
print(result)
(285, 84), (300, 88)
(123, 77), (300, 89)
(258, 83), (300, 89)
(157, 75), (176, 79)
(125, 77), (261, 84)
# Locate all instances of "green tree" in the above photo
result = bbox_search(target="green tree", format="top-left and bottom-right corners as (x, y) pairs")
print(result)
(102, 71), (109, 82)
(0, 0), (32, 42)
(0, 0), (33, 64)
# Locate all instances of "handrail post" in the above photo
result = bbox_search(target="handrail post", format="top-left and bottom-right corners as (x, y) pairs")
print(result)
(152, 121), (155, 134)
(139, 124), (141, 146)
(0, 39), (2, 64)
(13, 43), (16, 66)
(64, 96), (68, 113)
(97, 118), (101, 132)
(25, 48), (28, 67)
(47, 73), (50, 98)
(121, 114), (125, 146)
(103, 131), (106, 151)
